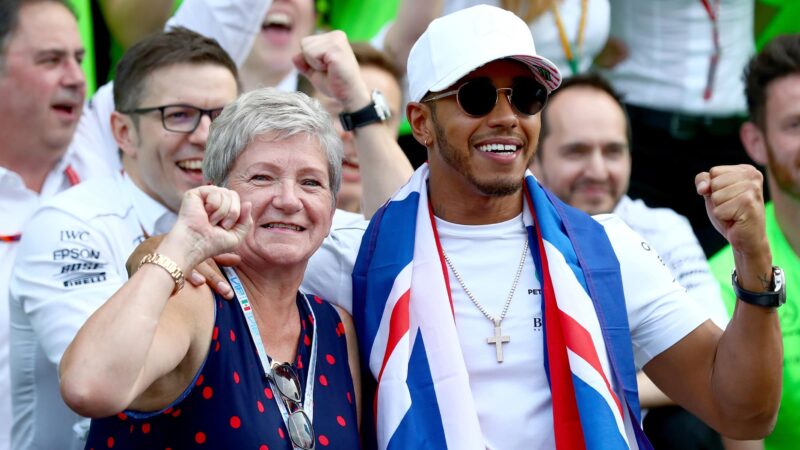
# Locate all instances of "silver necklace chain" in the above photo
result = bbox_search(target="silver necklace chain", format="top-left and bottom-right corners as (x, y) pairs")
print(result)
(442, 239), (529, 324)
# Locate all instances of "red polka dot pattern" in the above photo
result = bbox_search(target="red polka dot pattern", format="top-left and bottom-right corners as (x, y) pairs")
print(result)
(229, 416), (241, 429)
(82, 293), (358, 449)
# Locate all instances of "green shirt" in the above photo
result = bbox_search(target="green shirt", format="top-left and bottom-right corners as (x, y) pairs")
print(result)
(709, 202), (800, 450)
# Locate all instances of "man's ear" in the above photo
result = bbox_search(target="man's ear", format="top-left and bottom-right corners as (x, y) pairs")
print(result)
(740, 121), (768, 166)
(407, 101), (433, 148)
(111, 111), (138, 158)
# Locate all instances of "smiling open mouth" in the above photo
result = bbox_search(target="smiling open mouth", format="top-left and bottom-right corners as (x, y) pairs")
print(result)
(477, 143), (520, 154)
(262, 223), (305, 231)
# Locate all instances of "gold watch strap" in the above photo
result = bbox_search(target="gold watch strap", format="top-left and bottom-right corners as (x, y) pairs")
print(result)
(139, 253), (185, 295)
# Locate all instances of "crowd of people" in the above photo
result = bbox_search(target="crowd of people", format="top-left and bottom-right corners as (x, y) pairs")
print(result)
(0, 0), (796, 449)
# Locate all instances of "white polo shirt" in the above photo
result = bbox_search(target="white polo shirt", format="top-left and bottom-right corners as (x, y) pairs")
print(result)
(9, 173), (175, 450)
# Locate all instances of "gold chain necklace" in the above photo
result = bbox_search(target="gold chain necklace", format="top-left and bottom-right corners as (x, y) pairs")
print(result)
(442, 239), (529, 363)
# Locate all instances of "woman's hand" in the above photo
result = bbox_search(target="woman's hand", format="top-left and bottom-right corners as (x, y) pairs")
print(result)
(161, 186), (253, 271)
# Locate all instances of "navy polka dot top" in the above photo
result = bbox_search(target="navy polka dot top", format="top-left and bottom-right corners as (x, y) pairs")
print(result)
(84, 289), (360, 449)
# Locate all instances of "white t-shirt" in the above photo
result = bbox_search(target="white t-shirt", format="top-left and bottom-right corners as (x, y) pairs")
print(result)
(9, 173), (175, 450)
(443, 0), (610, 76)
(303, 212), (709, 448)
(615, 195), (729, 328)
(604, 0), (753, 115)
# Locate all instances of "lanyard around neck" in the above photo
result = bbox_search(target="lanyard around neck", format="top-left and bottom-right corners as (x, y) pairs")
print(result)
(700, 0), (721, 100)
(551, 0), (588, 75)
(224, 267), (318, 427)
(1, 164), (81, 243)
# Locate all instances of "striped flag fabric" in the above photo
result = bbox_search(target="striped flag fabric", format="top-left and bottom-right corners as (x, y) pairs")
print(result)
(353, 164), (652, 450)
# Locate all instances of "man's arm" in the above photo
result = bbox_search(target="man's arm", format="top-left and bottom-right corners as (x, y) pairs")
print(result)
(294, 31), (413, 217)
(644, 165), (781, 439)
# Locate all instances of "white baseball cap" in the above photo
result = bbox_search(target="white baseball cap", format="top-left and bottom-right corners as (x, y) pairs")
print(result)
(407, 5), (562, 103)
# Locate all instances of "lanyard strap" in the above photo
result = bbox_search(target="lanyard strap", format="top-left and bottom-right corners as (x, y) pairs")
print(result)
(551, 0), (588, 75)
(1, 164), (81, 243)
(700, 0), (721, 100)
(224, 267), (317, 432)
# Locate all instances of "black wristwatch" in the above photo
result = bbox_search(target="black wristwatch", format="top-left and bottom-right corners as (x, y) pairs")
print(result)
(731, 266), (786, 308)
(339, 89), (391, 131)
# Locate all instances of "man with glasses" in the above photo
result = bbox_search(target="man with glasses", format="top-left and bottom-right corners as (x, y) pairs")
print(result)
(295, 5), (783, 448)
(7, 27), (239, 450)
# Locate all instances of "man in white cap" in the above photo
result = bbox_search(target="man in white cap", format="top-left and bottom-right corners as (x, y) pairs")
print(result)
(339, 5), (782, 449)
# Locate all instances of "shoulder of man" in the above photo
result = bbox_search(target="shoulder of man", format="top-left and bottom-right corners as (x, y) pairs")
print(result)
(37, 174), (129, 222)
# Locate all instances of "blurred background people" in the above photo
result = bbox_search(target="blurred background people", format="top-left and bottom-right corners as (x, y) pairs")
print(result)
(599, 0), (757, 256)
(0, 2), (120, 448)
(9, 27), (239, 450)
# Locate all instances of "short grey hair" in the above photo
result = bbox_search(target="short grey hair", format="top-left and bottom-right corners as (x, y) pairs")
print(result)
(204, 88), (343, 201)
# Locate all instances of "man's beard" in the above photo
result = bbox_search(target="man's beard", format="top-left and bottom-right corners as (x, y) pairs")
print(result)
(431, 110), (523, 197)
(766, 143), (800, 201)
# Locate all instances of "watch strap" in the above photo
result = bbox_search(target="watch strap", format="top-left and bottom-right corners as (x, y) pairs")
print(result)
(339, 101), (382, 131)
(731, 266), (786, 308)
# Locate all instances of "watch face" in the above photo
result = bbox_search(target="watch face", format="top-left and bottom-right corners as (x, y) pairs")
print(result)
(372, 90), (391, 121)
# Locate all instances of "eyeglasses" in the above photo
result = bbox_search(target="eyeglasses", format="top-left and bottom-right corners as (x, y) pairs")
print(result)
(122, 104), (224, 134)
(423, 77), (548, 117)
(269, 362), (315, 449)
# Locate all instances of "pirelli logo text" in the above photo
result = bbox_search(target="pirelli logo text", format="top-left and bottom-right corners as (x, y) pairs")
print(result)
(63, 273), (107, 287)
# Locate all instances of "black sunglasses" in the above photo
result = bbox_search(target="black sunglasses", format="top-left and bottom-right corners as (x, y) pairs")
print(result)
(121, 104), (224, 134)
(269, 362), (315, 449)
(423, 77), (548, 117)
